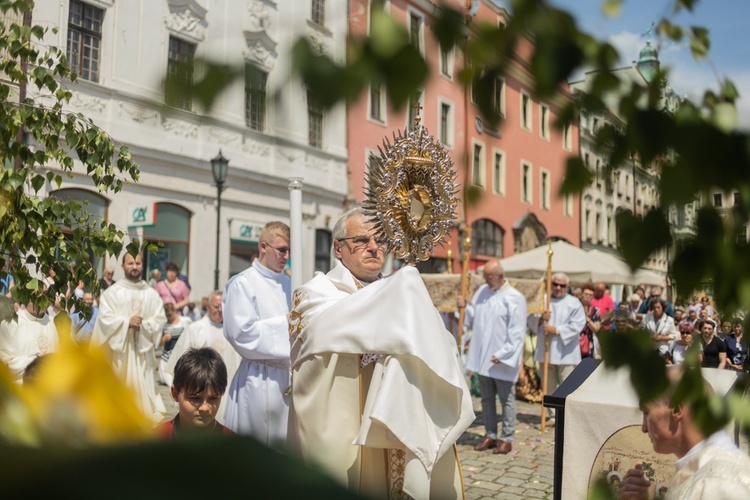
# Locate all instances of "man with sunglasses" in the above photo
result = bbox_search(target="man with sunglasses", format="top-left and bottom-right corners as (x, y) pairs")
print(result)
(288, 207), (473, 498)
(222, 221), (292, 446)
(529, 273), (586, 398)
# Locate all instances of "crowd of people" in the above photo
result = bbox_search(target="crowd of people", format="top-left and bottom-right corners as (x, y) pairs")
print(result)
(568, 283), (747, 372)
(2, 209), (749, 498)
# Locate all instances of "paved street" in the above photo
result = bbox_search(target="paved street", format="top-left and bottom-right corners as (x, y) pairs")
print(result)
(156, 367), (554, 499)
(458, 398), (554, 499)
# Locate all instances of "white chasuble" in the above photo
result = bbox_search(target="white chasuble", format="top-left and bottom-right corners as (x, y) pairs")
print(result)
(165, 315), (240, 423)
(222, 260), (291, 446)
(288, 261), (474, 499)
(90, 279), (167, 423)
(0, 309), (59, 383)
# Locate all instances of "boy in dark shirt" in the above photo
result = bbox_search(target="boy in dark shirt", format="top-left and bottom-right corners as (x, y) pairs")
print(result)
(155, 347), (234, 437)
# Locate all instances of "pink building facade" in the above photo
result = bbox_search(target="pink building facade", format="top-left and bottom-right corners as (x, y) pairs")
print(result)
(347, 0), (579, 271)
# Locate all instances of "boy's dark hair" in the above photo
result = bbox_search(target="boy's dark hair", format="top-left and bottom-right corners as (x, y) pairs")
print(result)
(173, 347), (227, 396)
(23, 354), (51, 385)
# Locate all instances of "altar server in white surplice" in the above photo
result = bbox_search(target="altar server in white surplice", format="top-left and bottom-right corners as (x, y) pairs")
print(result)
(90, 253), (167, 423)
(528, 272), (586, 390)
(620, 367), (750, 499)
(165, 290), (239, 423)
(0, 303), (59, 384)
(288, 208), (474, 500)
(461, 259), (527, 455)
(223, 221), (291, 445)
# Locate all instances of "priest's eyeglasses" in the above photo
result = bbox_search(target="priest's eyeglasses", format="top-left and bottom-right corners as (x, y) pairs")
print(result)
(337, 234), (387, 251)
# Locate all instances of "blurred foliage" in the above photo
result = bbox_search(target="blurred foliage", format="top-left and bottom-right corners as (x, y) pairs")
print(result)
(0, 0), (151, 319)
(0, 318), (152, 446)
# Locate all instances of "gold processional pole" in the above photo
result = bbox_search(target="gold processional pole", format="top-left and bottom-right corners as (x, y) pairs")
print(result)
(456, 230), (471, 351)
(540, 241), (553, 432)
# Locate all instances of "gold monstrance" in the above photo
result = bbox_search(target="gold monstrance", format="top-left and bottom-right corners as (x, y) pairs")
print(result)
(363, 104), (458, 265)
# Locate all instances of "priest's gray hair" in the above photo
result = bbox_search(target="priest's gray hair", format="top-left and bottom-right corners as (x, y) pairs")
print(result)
(332, 207), (366, 241)
(209, 289), (222, 301)
(551, 273), (569, 285)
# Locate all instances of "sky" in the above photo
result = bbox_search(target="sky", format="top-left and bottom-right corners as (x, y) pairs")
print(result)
(492, 0), (750, 129)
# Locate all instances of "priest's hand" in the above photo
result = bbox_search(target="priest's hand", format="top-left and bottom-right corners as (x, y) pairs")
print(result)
(456, 296), (466, 308)
(543, 324), (558, 336)
(490, 355), (499, 364)
(129, 315), (142, 331)
(542, 311), (551, 322)
(619, 463), (650, 499)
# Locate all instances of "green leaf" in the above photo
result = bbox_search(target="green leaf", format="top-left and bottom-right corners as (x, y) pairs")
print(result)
(602, 0), (622, 18)
(560, 157), (593, 195)
(616, 209), (672, 270)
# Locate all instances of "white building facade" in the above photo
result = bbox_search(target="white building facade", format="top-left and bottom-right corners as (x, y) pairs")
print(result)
(571, 40), (695, 280)
(31, 0), (348, 297)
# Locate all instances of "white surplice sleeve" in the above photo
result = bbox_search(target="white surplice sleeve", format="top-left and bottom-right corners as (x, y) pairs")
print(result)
(223, 276), (289, 362)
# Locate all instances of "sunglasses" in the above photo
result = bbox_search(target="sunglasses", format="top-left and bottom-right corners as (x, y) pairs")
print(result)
(551, 282), (567, 288)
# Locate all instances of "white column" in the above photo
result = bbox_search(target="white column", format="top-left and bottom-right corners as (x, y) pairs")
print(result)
(288, 178), (304, 291)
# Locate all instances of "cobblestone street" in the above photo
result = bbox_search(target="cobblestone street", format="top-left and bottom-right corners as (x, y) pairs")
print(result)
(458, 398), (554, 499)
(156, 370), (554, 499)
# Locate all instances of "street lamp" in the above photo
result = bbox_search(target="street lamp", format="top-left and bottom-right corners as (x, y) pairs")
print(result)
(211, 150), (229, 290)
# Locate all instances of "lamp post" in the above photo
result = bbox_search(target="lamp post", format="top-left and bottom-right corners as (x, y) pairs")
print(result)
(288, 177), (303, 290)
(211, 150), (229, 290)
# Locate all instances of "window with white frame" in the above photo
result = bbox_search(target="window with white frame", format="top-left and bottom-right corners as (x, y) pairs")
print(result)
(540, 104), (550, 140)
(595, 159), (601, 187)
(585, 209), (591, 241)
(492, 150), (505, 196)
(564, 192), (574, 217)
(493, 77), (506, 117)
(563, 122), (572, 151)
(541, 169), (551, 210)
(521, 92), (532, 131)
(439, 42), (453, 78)
(472, 142), (485, 188)
(312, 0), (325, 26)
(409, 11), (423, 54)
(307, 89), (324, 148)
(438, 100), (453, 147)
(369, 83), (385, 123)
(521, 161), (532, 203)
(166, 36), (195, 110)
(67, 0), (103, 82)
(245, 64), (267, 131)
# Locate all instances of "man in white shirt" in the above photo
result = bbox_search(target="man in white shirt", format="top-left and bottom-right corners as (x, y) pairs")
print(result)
(222, 221), (291, 446)
(529, 272), (586, 390)
(460, 259), (527, 455)
(619, 368), (750, 499)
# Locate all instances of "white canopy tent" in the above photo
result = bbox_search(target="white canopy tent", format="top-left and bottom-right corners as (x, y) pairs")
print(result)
(586, 249), (665, 286)
(500, 241), (666, 286)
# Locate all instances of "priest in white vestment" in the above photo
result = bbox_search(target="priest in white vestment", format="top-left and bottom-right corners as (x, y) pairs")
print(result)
(90, 253), (167, 423)
(165, 290), (240, 423)
(620, 367), (750, 499)
(0, 303), (59, 384)
(223, 221), (291, 445)
(288, 208), (474, 499)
